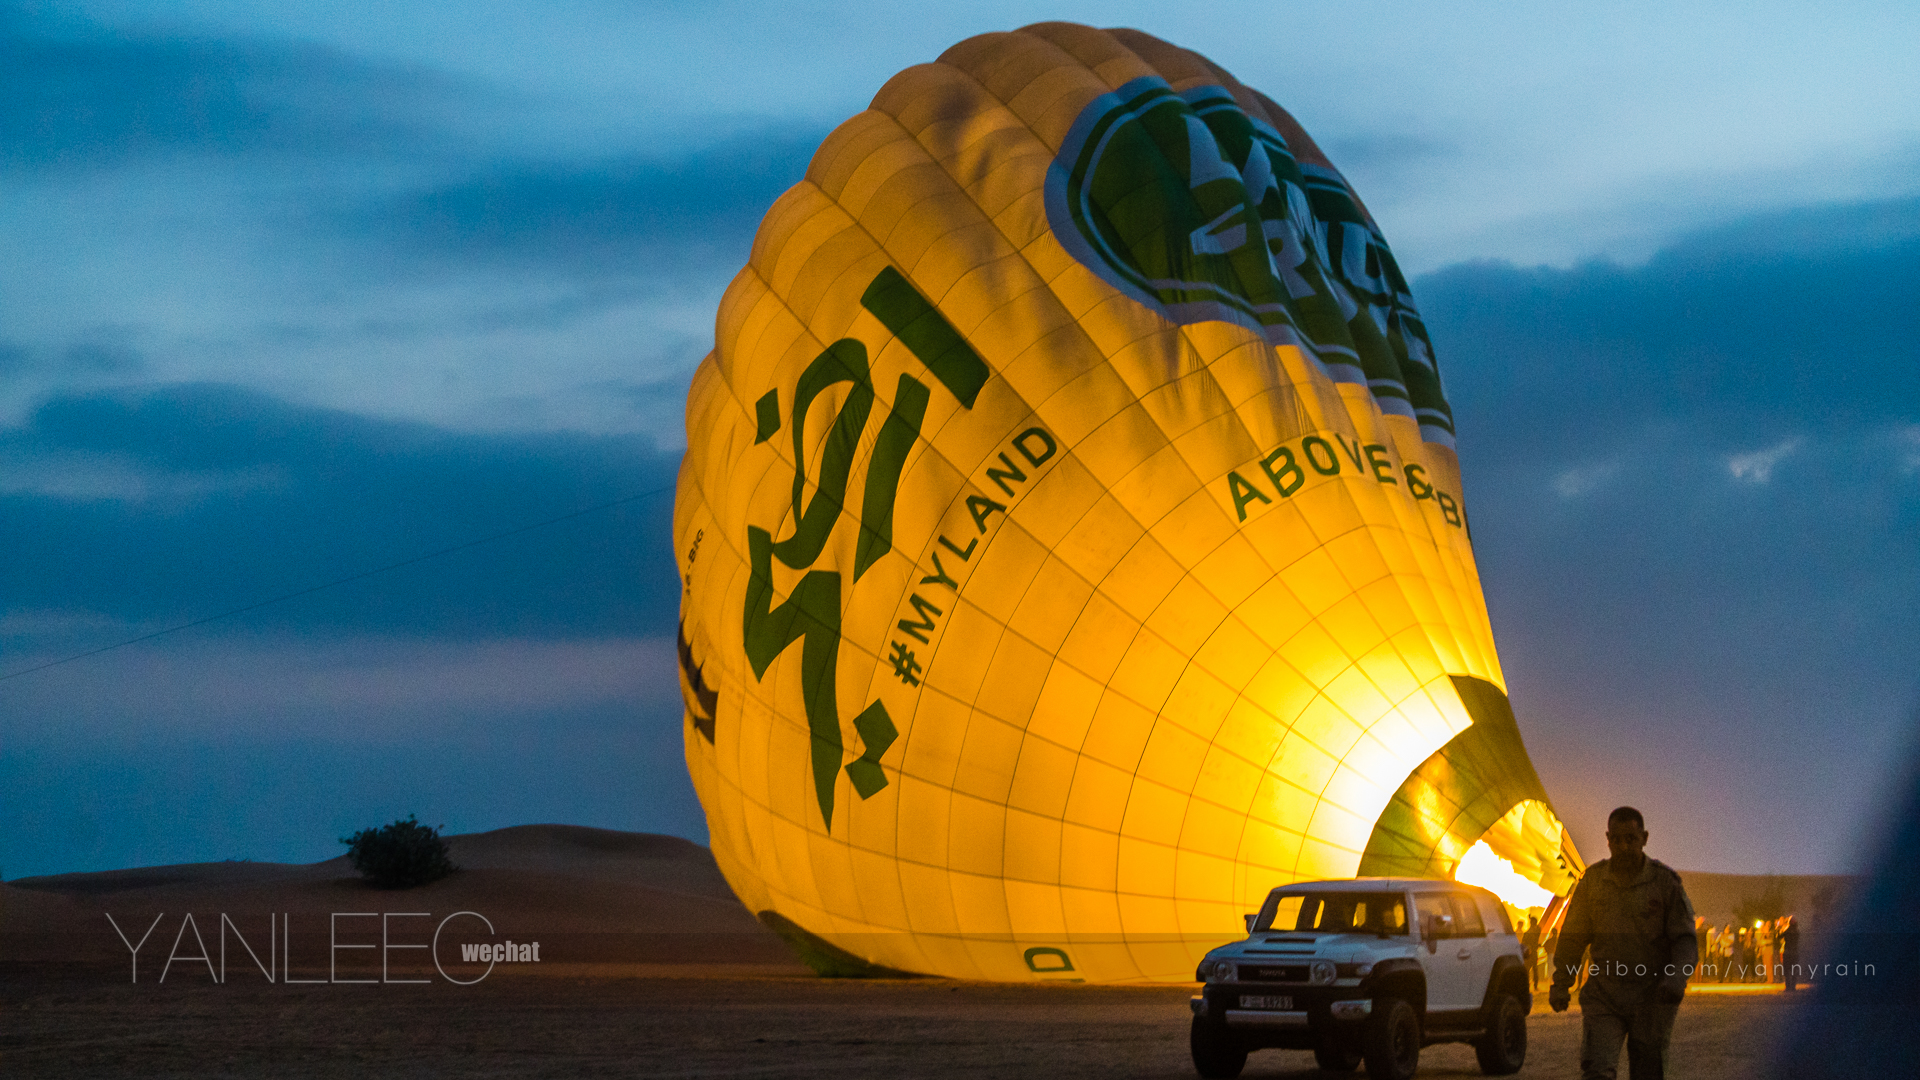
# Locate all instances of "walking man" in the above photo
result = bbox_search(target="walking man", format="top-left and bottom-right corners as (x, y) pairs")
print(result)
(1549, 806), (1698, 1079)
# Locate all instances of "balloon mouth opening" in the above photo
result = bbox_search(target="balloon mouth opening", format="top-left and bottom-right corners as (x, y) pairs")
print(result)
(1453, 799), (1583, 916)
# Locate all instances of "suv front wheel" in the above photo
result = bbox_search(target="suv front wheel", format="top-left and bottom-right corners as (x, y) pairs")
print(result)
(1363, 997), (1421, 1080)
(1473, 992), (1527, 1074)
(1189, 1015), (1246, 1079)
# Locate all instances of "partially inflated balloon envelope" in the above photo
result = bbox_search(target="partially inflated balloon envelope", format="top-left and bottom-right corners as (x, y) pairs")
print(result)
(675, 23), (1583, 982)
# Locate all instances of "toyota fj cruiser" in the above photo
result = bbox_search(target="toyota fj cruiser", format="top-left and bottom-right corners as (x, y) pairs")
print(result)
(1189, 878), (1531, 1079)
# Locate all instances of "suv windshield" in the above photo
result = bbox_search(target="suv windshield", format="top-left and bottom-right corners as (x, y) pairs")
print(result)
(1256, 891), (1409, 936)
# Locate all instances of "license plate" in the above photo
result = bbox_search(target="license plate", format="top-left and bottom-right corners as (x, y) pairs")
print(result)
(1238, 995), (1293, 1010)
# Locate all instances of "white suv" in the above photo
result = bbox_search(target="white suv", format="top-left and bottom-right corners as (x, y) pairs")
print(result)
(1189, 878), (1530, 1080)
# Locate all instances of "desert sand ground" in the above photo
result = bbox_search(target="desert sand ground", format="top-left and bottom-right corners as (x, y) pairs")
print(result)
(0, 969), (1804, 1078)
(0, 826), (1812, 1078)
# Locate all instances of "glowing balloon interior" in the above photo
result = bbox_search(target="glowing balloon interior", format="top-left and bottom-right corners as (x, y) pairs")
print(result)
(674, 22), (1581, 982)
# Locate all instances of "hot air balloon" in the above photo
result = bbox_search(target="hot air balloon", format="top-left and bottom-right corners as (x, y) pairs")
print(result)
(673, 22), (1582, 983)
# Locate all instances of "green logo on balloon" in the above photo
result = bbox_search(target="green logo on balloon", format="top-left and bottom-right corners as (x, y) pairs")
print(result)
(1045, 77), (1457, 445)
(737, 267), (989, 831)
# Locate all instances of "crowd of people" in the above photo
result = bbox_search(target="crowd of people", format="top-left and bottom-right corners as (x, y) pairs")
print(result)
(1520, 911), (1805, 989)
(1692, 915), (1803, 986)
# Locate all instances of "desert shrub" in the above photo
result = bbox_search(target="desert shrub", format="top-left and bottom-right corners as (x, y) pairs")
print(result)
(340, 815), (456, 888)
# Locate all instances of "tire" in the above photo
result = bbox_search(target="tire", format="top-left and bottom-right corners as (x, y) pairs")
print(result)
(1314, 1039), (1364, 1073)
(1190, 1015), (1247, 1079)
(1473, 993), (1527, 1075)
(1363, 998), (1421, 1080)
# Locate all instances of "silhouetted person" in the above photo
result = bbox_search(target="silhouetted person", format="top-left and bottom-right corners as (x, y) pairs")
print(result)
(1694, 917), (1708, 982)
(1523, 915), (1542, 989)
(1550, 806), (1698, 1080)
(1780, 916), (1800, 991)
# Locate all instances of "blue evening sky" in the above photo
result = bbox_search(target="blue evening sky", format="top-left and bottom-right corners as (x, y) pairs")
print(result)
(2, 1), (1915, 878)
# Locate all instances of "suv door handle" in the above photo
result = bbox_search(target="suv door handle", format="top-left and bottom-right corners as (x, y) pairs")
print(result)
(1456, 949), (1473, 960)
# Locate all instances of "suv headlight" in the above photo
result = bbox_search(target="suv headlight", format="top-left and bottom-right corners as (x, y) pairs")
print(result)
(1310, 960), (1337, 985)
(1336, 961), (1375, 978)
(1208, 960), (1236, 983)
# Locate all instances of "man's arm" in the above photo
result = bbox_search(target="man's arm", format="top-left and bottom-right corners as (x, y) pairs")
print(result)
(1548, 881), (1592, 1009)
(1661, 873), (1699, 1000)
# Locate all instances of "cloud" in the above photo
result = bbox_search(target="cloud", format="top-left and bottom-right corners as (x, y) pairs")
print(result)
(0, 381), (698, 878)
(0, 383), (684, 644)
(0, 16), (475, 171)
(1419, 198), (1920, 872)
(363, 130), (823, 271)
(0, 381), (702, 877)
(2, 633), (679, 737)
(1898, 424), (1920, 474)
(1423, 196), (1920, 455)
(0, 608), (123, 639)
(1672, 196), (1920, 262)
(0, 51), (806, 440)
(1551, 459), (1620, 499)
(0, 447), (285, 503)
(1727, 437), (1802, 483)
(0, 693), (706, 877)
(0, 336), (145, 381)
(55, 341), (144, 374)
(1318, 131), (1456, 206)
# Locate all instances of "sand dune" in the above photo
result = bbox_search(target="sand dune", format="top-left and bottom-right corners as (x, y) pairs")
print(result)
(442, 824), (739, 898)
(0, 825), (804, 976)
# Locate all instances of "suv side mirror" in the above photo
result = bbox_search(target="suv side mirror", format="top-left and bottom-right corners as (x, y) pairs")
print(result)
(1243, 913), (1257, 934)
(1423, 912), (1453, 953)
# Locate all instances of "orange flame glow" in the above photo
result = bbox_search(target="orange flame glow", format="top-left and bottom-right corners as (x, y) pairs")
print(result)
(1454, 840), (1554, 910)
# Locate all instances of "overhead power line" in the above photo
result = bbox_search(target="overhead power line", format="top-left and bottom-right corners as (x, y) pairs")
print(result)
(0, 481), (677, 685)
